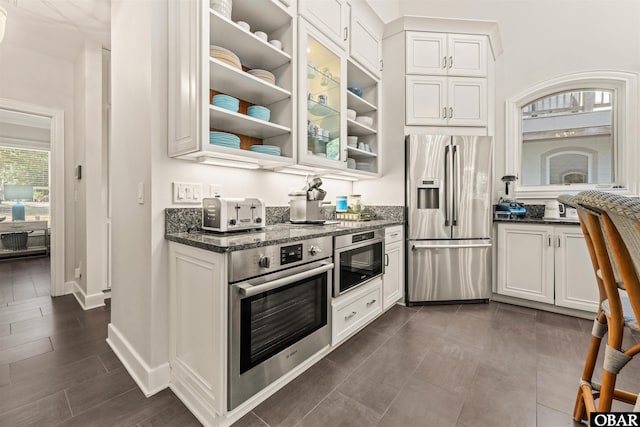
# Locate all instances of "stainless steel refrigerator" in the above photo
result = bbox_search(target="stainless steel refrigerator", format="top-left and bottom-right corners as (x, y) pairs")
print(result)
(406, 134), (493, 303)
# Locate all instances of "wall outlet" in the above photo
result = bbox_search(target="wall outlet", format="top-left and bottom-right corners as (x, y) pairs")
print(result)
(74, 267), (81, 279)
(172, 182), (203, 204)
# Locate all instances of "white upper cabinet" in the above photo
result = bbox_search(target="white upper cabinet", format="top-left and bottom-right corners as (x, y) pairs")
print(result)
(299, 0), (349, 50)
(406, 31), (487, 77)
(348, 0), (383, 78)
(406, 75), (486, 126)
(406, 32), (447, 75)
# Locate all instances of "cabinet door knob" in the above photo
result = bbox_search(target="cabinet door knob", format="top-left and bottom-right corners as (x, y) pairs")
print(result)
(448, 56), (453, 68)
(379, 59), (383, 71)
(548, 234), (552, 247)
(443, 107), (447, 119)
(385, 253), (389, 266)
(442, 56), (447, 69)
(344, 27), (348, 41)
(448, 107), (453, 118)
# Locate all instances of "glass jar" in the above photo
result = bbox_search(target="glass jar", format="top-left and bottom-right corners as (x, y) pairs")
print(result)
(347, 195), (362, 213)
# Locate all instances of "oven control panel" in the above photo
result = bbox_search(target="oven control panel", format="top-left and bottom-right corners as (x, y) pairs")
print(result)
(352, 231), (375, 243)
(280, 244), (303, 265)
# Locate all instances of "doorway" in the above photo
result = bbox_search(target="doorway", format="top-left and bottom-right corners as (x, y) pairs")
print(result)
(0, 98), (65, 297)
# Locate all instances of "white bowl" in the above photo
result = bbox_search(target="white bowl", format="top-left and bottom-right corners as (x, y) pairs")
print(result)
(269, 39), (282, 50)
(236, 21), (250, 31)
(254, 31), (268, 42)
(347, 109), (356, 121)
(355, 116), (373, 127)
(347, 136), (358, 146)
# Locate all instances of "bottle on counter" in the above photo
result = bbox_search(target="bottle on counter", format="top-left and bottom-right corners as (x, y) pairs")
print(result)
(12, 200), (25, 221)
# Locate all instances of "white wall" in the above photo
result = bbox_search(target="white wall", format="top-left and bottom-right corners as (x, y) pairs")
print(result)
(398, 0), (640, 195)
(0, 41), (76, 283)
(366, 0), (401, 23)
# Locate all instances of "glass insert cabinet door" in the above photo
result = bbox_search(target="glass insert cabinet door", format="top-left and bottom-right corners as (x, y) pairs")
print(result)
(299, 21), (347, 167)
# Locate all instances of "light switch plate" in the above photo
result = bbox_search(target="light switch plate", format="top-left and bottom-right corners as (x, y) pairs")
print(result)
(173, 182), (203, 204)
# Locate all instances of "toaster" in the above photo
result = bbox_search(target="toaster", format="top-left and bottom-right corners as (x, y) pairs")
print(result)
(202, 197), (265, 232)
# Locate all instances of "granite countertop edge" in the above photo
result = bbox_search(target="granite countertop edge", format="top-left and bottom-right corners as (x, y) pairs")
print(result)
(493, 218), (580, 226)
(165, 219), (405, 253)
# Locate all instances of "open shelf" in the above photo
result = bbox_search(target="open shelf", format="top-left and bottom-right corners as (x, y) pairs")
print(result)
(231, 0), (292, 34)
(347, 146), (377, 158)
(347, 91), (376, 114)
(307, 99), (339, 118)
(209, 105), (291, 139)
(209, 10), (291, 70)
(209, 58), (291, 105)
(347, 119), (377, 136)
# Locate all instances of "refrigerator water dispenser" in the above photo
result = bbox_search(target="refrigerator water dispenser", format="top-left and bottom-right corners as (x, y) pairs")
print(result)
(417, 178), (439, 209)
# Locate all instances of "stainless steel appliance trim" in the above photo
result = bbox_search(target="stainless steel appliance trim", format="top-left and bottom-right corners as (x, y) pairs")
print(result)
(334, 229), (384, 250)
(229, 258), (332, 410)
(236, 263), (334, 297)
(412, 242), (492, 250)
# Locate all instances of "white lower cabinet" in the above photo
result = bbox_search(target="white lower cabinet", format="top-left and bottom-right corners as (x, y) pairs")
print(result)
(331, 277), (382, 345)
(496, 223), (599, 312)
(383, 225), (404, 310)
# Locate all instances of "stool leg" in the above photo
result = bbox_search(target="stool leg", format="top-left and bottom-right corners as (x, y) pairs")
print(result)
(574, 316), (606, 421)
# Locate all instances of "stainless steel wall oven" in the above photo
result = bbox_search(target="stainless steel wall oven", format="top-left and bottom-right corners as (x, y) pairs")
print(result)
(334, 229), (384, 296)
(228, 236), (333, 410)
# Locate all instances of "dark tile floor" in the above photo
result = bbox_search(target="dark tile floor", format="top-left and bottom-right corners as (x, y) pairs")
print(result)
(2, 257), (638, 426)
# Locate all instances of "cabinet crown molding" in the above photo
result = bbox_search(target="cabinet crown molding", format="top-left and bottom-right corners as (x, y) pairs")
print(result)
(383, 15), (503, 59)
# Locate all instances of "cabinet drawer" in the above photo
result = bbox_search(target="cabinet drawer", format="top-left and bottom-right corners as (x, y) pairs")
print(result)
(385, 225), (403, 243)
(332, 278), (382, 345)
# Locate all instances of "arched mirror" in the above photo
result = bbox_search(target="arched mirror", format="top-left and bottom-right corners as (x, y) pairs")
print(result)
(505, 71), (639, 198)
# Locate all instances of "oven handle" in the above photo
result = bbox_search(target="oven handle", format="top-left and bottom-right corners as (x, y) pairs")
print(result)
(236, 262), (334, 298)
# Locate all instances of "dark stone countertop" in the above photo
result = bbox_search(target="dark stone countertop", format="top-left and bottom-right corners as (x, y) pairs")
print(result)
(165, 220), (405, 253)
(493, 217), (580, 226)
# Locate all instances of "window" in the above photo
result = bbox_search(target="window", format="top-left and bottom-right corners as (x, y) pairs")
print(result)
(505, 71), (639, 198)
(0, 146), (50, 223)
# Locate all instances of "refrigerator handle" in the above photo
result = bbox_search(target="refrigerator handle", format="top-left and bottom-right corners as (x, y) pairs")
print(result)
(452, 145), (458, 226)
(444, 145), (450, 226)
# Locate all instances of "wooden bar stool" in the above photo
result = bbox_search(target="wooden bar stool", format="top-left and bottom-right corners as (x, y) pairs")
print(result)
(572, 191), (640, 421)
(559, 194), (611, 422)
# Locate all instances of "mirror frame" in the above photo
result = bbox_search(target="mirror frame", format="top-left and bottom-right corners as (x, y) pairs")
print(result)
(505, 71), (639, 198)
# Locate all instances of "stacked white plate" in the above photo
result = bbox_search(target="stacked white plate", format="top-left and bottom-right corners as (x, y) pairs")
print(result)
(210, 0), (232, 19)
(356, 162), (373, 172)
(247, 69), (276, 85)
(210, 45), (241, 70)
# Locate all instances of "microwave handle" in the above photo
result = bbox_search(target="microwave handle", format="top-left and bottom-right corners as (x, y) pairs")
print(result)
(237, 262), (334, 298)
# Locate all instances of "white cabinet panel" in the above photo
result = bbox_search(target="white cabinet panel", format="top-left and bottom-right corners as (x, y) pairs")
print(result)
(497, 224), (555, 304)
(448, 77), (487, 126)
(447, 34), (487, 77)
(299, 0), (348, 50)
(406, 31), (447, 75)
(332, 278), (382, 345)
(350, 10), (382, 78)
(555, 226), (600, 312)
(383, 225), (404, 310)
(406, 75), (447, 126)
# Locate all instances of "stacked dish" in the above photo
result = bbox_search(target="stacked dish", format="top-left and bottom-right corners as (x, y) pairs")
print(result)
(210, 0), (232, 19)
(355, 116), (374, 127)
(210, 45), (241, 70)
(356, 162), (373, 172)
(247, 105), (271, 121)
(347, 158), (356, 169)
(212, 94), (239, 112)
(210, 131), (240, 149)
(247, 69), (276, 85)
(250, 145), (281, 156)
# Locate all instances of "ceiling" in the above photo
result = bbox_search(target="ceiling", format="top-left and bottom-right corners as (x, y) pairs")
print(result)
(0, 0), (110, 61)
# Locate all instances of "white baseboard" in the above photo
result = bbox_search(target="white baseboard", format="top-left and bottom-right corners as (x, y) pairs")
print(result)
(64, 281), (75, 295)
(107, 323), (170, 397)
(71, 281), (106, 310)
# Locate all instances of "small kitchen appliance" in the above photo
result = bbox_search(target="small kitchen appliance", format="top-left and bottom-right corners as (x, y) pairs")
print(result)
(202, 197), (265, 232)
(498, 175), (526, 219)
(334, 229), (384, 296)
(289, 176), (330, 224)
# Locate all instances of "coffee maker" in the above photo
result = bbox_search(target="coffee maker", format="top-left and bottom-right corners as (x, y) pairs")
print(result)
(289, 176), (330, 223)
(496, 175), (526, 219)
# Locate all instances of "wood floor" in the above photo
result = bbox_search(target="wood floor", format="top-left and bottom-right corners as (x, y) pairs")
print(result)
(2, 257), (638, 426)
